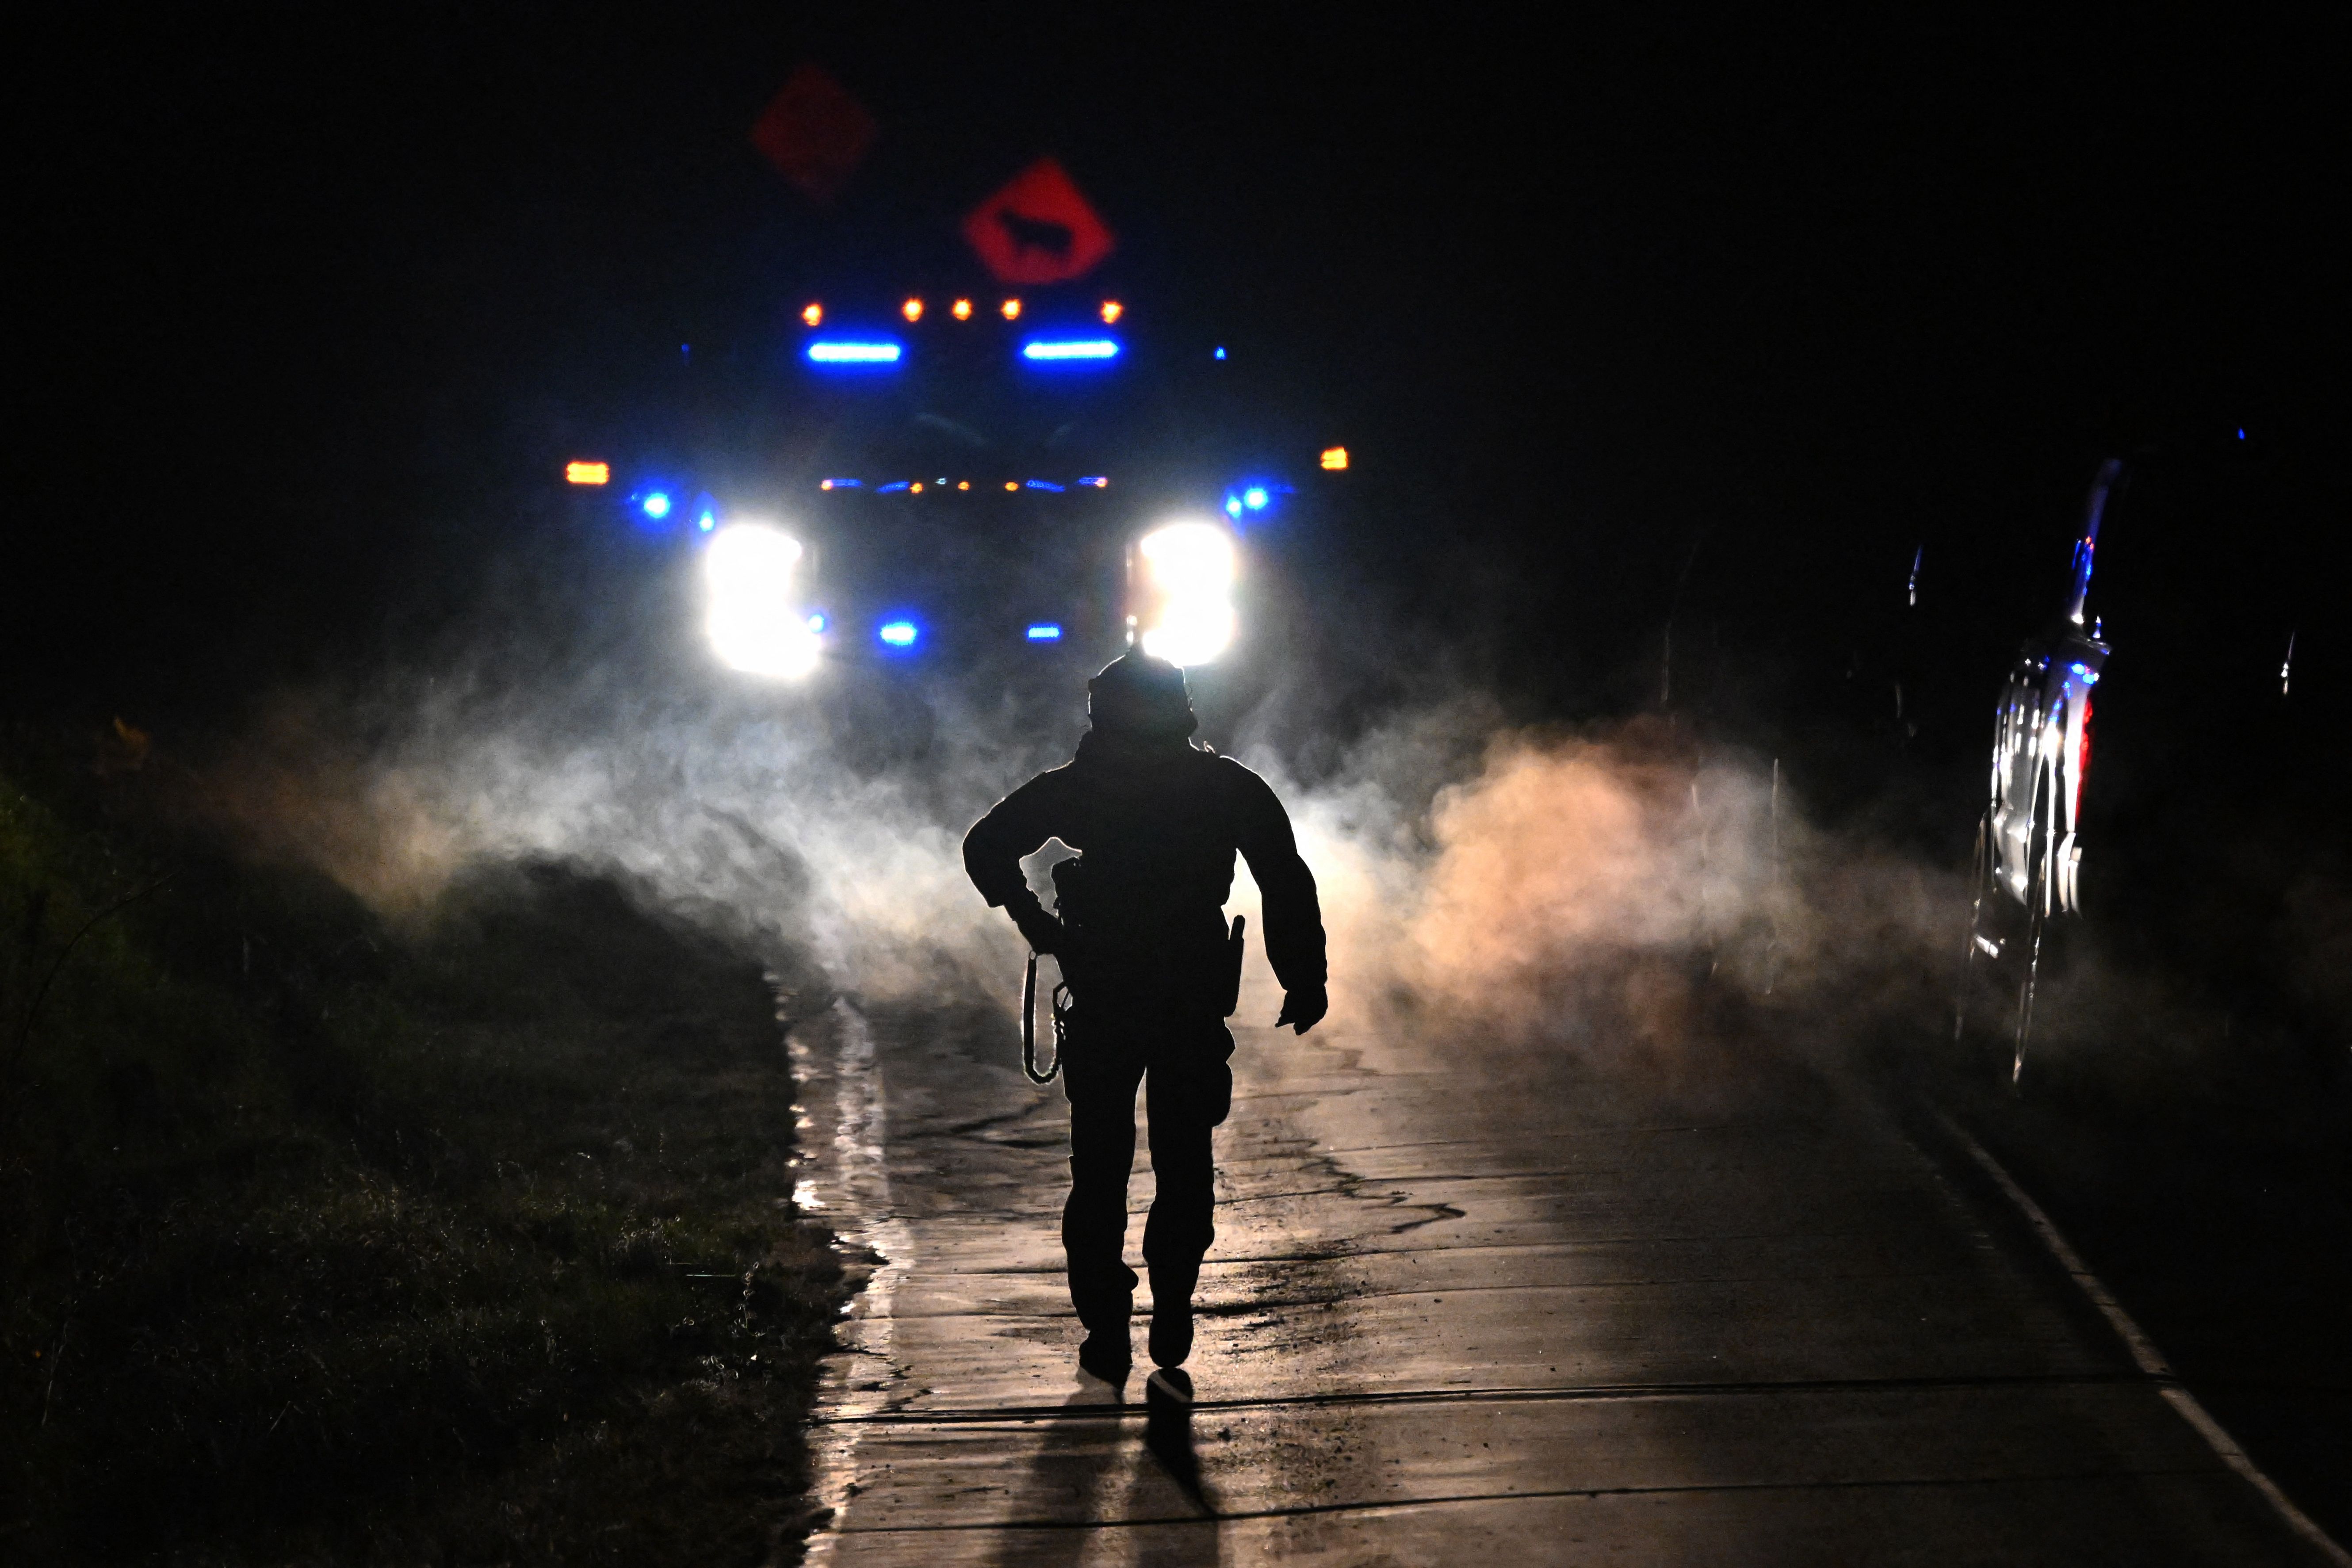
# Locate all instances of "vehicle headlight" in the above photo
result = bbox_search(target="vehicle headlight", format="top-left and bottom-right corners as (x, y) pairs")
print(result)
(1135, 521), (1238, 666)
(704, 524), (819, 678)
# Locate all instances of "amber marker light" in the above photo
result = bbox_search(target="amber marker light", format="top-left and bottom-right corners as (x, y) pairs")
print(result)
(957, 480), (971, 490)
(1001, 298), (1022, 320)
(1100, 300), (1124, 324)
(951, 298), (974, 321)
(902, 297), (924, 322)
(801, 302), (822, 327)
(1320, 446), (1350, 471)
(565, 461), (610, 486)
(910, 481), (925, 493)
(819, 479), (834, 490)
(1005, 481), (1019, 491)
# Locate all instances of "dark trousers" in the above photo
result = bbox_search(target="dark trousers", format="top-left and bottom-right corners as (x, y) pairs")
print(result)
(1059, 1007), (1235, 1333)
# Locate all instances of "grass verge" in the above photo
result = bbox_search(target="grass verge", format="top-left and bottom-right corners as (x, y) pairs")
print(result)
(1, 743), (847, 1565)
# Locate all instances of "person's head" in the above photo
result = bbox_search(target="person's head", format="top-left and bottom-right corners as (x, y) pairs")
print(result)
(1086, 653), (1197, 740)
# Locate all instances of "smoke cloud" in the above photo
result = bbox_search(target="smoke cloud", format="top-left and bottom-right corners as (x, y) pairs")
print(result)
(203, 652), (1969, 1078)
(1230, 715), (1961, 1063)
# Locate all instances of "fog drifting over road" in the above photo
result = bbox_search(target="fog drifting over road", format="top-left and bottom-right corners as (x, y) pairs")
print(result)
(207, 646), (1967, 1073)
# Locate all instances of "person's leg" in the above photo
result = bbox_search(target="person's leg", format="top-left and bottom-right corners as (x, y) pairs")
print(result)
(1140, 1020), (1235, 1368)
(1060, 1038), (1147, 1358)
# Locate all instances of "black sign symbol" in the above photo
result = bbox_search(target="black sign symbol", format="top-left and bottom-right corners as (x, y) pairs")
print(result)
(998, 209), (1075, 259)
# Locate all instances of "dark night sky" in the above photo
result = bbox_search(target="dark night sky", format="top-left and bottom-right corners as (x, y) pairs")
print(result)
(11, 8), (2346, 743)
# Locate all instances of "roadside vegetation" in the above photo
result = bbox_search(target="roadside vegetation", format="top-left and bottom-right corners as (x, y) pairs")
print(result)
(1, 730), (846, 1565)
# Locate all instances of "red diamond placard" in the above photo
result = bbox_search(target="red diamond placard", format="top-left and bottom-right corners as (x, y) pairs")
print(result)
(750, 65), (875, 203)
(963, 158), (1115, 285)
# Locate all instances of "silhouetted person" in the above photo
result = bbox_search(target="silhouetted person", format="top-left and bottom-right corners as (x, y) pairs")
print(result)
(964, 654), (1327, 1408)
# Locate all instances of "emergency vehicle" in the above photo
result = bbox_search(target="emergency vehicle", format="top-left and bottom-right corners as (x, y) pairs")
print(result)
(558, 286), (1346, 684)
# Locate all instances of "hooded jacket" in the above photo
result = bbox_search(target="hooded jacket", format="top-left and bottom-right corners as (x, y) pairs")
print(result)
(963, 730), (1327, 1006)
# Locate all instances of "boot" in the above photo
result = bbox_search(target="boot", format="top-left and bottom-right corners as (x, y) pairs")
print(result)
(1078, 1329), (1131, 1384)
(1072, 1260), (1137, 1382)
(1147, 1263), (1197, 1368)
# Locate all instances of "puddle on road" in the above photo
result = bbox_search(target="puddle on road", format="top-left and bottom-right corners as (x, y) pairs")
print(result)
(784, 995), (915, 1556)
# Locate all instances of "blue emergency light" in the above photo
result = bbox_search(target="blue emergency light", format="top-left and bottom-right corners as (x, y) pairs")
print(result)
(1226, 479), (1284, 521)
(877, 620), (920, 648)
(1021, 339), (1121, 362)
(807, 340), (903, 365)
(1026, 623), (1063, 642)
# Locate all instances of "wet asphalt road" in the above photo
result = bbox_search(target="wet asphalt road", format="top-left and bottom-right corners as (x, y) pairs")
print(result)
(786, 976), (2337, 1565)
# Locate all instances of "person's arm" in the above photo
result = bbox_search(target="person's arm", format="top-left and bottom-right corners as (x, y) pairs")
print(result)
(963, 771), (1071, 952)
(1231, 764), (1328, 1031)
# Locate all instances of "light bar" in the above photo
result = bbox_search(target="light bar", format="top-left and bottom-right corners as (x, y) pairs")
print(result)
(1026, 623), (1063, 641)
(1025, 478), (1065, 492)
(807, 340), (903, 364)
(1023, 339), (1121, 362)
(877, 481), (910, 493)
(565, 461), (610, 485)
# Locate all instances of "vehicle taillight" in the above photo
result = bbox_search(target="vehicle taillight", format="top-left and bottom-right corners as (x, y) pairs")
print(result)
(2074, 694), (2093, 816)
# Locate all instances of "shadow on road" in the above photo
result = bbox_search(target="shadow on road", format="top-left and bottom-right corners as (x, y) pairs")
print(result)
(979, 1375), (1228, 1568)
(983, 1383), (1128, 1568)
(1143, 1401), (1216, 1517)
(1130, 1405), (1226, 1567)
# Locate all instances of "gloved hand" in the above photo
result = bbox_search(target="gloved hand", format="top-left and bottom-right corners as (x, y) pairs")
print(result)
(1275, 983), (1328, 1035)
(1006, 892), (1068, 956)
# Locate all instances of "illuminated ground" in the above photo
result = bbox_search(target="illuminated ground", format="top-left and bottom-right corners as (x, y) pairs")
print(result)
(788, 979), (2333, 1565)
